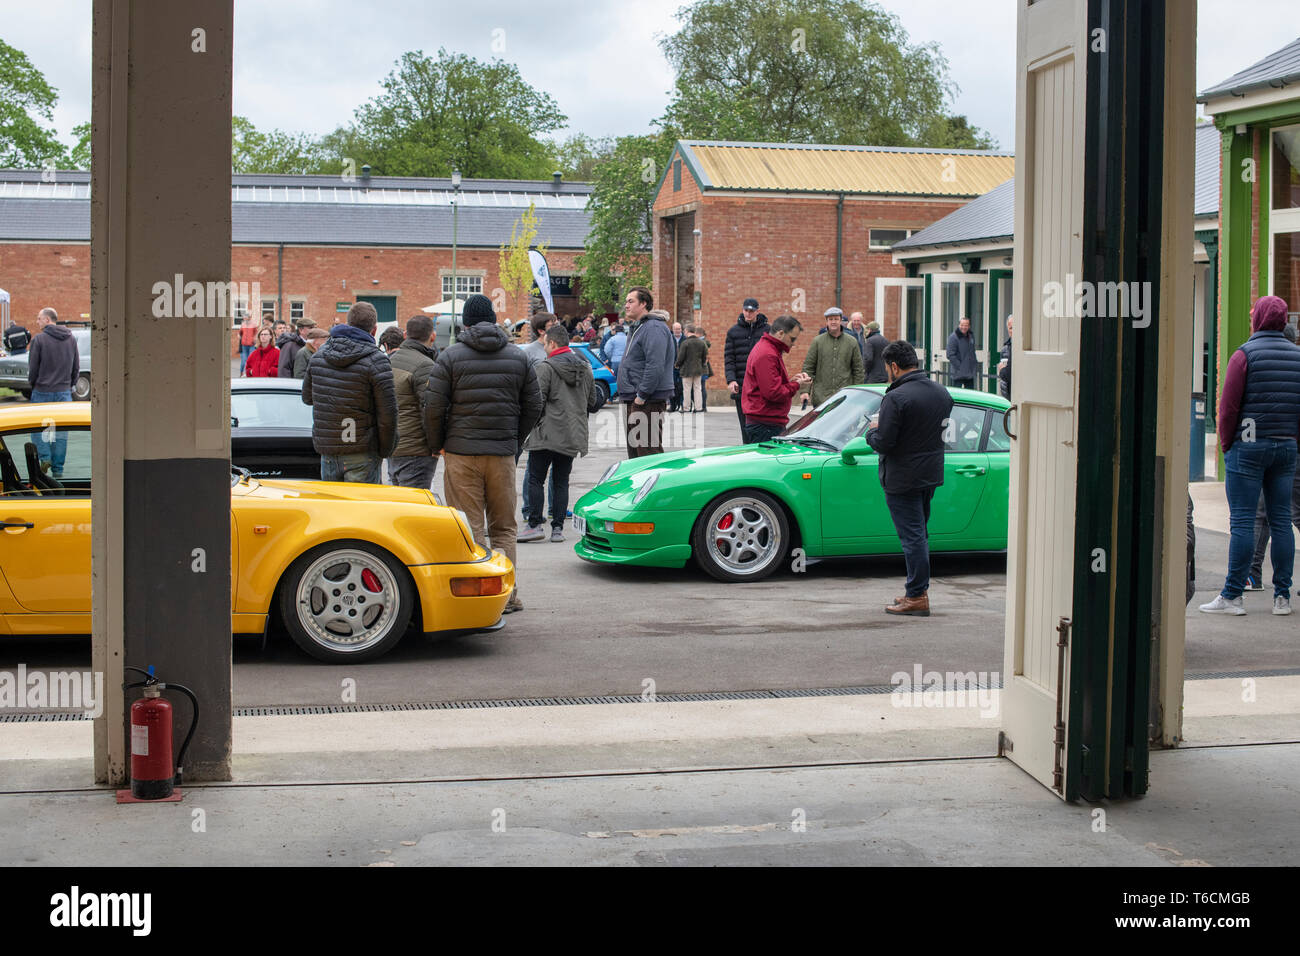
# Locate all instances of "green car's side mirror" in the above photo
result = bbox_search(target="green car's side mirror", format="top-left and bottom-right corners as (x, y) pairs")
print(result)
(841, 435), (872, 464)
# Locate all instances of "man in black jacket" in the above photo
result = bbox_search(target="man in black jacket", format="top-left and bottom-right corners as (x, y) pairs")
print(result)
(426, 294), (542, 613)
(724, 298), (769, 438)
(861, 321), (889, 384)
(866, 340), (954, 617)
(301, 301), (397, 484)
(277, 318), (313, 377)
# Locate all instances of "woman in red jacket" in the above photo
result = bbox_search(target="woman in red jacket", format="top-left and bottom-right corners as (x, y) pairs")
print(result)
(244, 327), (280, 377)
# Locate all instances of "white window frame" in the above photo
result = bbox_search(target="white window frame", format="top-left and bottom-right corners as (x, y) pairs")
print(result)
(869, 228), (914, 251)
(289, 299), (306, 321)
(441, 275), (484, 297)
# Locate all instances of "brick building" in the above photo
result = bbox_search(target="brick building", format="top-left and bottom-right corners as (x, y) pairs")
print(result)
(0, 170), (597, 355)
(650, 140), (1015, 392)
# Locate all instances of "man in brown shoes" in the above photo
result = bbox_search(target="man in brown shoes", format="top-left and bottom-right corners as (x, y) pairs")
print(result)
(865, 341), (953, 617)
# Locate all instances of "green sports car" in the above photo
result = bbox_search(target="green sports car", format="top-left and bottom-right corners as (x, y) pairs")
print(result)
(573, 384), (1012, 582)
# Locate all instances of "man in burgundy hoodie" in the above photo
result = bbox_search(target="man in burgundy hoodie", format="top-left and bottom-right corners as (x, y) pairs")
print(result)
(740, 315), (812, 443)
(1201, 295), (1300, 616)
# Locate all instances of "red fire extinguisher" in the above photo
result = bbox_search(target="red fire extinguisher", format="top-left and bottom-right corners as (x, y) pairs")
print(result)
(124, 665), (199, 800)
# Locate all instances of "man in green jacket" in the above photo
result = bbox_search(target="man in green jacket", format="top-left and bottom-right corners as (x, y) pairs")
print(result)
(387, 315), (440, 488)
(803, 307), (864, 407)
(519, 325), (595, 543)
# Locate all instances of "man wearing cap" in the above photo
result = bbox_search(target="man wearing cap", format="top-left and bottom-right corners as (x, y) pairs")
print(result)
(278, 318), (316, 378)
(803, 307), (864, 407)
(293, 326), (329, 378)
(425, 293), (541, 613)
(1201, 295), (1300, 616)
(724, 298), (770, 438)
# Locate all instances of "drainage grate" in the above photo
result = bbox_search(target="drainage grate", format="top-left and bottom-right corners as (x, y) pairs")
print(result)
(3, 668), (1296, 723)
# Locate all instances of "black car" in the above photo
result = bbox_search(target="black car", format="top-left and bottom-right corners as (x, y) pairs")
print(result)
(231, 378), (319, 479)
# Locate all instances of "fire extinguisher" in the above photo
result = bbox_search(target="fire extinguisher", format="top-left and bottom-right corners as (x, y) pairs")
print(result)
(124, 665), (199, 800)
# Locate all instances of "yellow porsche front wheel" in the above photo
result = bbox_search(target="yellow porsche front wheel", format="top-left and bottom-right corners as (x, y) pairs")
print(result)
(279, 540), (415, 663)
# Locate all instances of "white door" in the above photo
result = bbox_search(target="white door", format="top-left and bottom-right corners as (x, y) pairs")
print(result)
(932, 275), (988, 386)
(1002, 0), (1088, 797)
(874, 277), (925, 362)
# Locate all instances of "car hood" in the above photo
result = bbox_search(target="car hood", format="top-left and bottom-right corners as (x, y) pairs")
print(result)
(233, 477), (438, 506)
(595, 441), (822, 508)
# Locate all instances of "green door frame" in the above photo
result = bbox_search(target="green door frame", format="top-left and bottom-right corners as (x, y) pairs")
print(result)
(988, 268), (1012, 394)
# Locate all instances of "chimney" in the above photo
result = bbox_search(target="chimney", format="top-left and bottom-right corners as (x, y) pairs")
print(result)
(552, 171), (562, 189)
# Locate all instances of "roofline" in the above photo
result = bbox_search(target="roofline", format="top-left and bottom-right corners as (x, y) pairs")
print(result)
(892, 237), (1014, 262)
(0, 168), (593, 192)
(678, 139), (1014, 158)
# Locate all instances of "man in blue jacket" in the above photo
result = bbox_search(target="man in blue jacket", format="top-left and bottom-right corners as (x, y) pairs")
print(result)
(615, 288), (675, 458)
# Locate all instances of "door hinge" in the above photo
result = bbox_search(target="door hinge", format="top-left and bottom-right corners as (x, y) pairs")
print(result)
(1053, 616), (1072, 794)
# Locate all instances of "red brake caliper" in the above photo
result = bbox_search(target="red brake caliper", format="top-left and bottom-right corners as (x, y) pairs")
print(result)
(361, 568), (383, 593)
(715, 512), (733, 548)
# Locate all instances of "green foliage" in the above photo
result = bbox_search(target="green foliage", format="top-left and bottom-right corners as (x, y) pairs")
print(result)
(231, 115), (332, 174)
(347, 49), (566, 179)
(498, 203), (549, 321)
(659, 0), (993, 148)
(923, 114), (998, 150)
(575, 130), (677, 309)
(553, 133), (615, 181)
(69, 122), (91, 169)
(0, 38), (69, 168)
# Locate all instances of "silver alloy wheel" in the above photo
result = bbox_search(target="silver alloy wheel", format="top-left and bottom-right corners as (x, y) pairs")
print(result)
(704, 496), (783, 576)
(73, 374), (90, 400)
(293, 548), (400, 654)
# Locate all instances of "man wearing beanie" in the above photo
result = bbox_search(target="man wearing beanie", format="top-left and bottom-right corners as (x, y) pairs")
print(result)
(426, 293), (541, 613)
(1201, 295), (1300, 616)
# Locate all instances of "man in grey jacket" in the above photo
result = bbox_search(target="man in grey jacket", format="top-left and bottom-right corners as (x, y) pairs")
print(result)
(946, 317), (978, 389)
(519, 325), (595, 543)
(28, 308), (80, 403)
(615, 289), (675, 458)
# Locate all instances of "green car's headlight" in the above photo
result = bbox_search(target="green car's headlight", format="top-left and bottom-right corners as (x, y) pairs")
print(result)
(598, 462), (620, 486)
(631, 472), (660, 504)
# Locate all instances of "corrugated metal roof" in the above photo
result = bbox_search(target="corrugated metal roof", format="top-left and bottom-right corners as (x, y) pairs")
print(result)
(1199, 36), (1300, 101)
(895, 124), (1221, 254)
(678, 140), (1014, 198)
(0, 197), (594, 248)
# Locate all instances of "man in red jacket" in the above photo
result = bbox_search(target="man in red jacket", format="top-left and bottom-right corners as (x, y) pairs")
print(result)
(740, 315), (812, 443)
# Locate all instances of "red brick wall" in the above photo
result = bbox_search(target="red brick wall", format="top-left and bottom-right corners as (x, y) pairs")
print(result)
(0, 242), (582, 356)
(652, 193), (965, 380)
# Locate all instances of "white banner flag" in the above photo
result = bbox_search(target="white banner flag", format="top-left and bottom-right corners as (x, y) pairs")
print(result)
(528, 249), (554, 314)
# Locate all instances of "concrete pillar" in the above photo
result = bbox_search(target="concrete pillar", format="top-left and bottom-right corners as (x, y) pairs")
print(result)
(91, 0), (234, 785)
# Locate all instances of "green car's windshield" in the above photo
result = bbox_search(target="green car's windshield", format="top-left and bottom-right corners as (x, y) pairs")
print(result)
(777, 388), (883, 451)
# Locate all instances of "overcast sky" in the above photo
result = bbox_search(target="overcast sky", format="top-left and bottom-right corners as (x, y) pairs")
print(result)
(5, 0), (1297, 158)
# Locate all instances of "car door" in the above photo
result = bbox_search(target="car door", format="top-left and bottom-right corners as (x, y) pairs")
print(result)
(929, 402), (991, 537)
(0, 425), (92, 614)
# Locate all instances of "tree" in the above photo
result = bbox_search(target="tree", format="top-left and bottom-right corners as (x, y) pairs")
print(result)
(0, 39), (69, 168)
(659, 0), (993, 148)
(553, 133), (615, 181)
(348, 49), (567, 179)
(498, 203), (549, 322)
(231, 115), (330, 174)
(923, 114), (998, 150)
(69, 122), (91, 170)
(575, 130), (676, 308)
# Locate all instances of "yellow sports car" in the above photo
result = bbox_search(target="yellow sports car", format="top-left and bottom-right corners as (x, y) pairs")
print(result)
(1, 402), (514, 662)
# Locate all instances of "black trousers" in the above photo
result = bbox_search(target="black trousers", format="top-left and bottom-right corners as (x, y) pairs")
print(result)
(525, 450), (573, 530)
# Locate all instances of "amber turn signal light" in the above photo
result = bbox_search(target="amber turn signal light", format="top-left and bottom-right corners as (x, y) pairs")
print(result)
(450, 577), (505, 597)
(609, 522), (654, 535)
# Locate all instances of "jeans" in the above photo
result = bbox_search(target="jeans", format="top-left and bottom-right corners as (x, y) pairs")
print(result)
(525, 450), (573, 530)
(885, 487), (937, 598)
(1223, 437), (1297, 599)
(744, 421), (783, 444)
(321, 452), (381, 483)
(30, 390), (72, 476)
(1248, 473), (1300, 581)
(388, 454), (438, 489)
(240, 344), (254, 367)
(520, 454), (555, 520)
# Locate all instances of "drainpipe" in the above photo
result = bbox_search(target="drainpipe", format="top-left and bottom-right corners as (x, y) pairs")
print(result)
(835, 193), (844, 310)
(277, 243), (284, 322)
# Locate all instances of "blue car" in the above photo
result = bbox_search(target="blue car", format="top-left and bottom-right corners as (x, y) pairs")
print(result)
(572, 342), (617, 409)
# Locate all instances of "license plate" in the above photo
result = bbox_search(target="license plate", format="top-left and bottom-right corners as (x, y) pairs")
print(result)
(573, 515), (586, 535)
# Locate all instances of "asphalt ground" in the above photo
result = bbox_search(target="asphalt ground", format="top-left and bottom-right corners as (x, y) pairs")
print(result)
(1, 403), (1292, 708)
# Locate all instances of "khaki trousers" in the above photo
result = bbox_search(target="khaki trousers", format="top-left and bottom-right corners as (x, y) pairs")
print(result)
(442, 452), (519, 581)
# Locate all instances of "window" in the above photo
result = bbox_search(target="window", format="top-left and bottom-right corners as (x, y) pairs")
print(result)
(944, 404), (987, 453)
(986, 410), (1012, 452)
(0, 426), (91, 497)
(289, 300), (306, 321)
(261, 299), (277, 321)
(869, 228), (912, 250)
(442, 275), (483, 297)
(232, 298), (250, 321)
(231, 389), (315, 430)
(673, 159), (682, 192)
